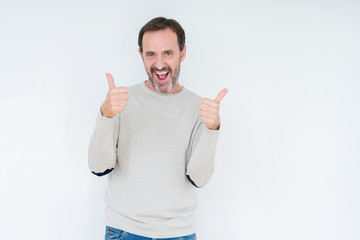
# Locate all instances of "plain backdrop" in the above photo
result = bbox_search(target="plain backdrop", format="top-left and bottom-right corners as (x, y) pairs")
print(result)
(0, 0), (359, 239)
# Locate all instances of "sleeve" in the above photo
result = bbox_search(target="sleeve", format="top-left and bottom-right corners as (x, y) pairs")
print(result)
(88, 111), (120, 176)
(186, 117), (219, 188)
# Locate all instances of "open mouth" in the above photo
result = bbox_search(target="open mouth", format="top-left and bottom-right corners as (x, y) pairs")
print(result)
(155, 71), (169, 82)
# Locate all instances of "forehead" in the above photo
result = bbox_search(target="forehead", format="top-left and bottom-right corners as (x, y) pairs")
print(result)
(142, 28), (179, 52)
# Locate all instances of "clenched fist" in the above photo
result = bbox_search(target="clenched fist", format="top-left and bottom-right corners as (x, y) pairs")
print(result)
(199, 88), (228, 130)
(100, 73), (129, 118)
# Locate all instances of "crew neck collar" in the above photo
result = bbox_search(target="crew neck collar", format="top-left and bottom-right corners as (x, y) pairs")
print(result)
(141, 81), (185, 97)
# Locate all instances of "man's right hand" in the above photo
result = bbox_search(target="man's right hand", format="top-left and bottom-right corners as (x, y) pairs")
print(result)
(100, 73), (129, 118)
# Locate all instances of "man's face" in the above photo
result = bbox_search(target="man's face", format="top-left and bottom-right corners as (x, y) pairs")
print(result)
(140, 28), (186, 94)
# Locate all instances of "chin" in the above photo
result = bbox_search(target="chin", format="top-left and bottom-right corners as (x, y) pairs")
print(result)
(158, 85), (172, 93)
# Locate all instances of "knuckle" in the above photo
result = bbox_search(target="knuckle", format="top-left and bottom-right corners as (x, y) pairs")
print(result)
(118, 87), (128, 92)
(121, 93), (129, 99)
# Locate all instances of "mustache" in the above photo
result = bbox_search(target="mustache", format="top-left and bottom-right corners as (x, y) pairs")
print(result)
(150, 66), (172, 74)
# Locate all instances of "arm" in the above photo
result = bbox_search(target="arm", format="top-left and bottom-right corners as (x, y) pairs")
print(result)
(88, 73), (128, 176)
(186, 88), (227, 187)
(88, 112), (120, 176)
(186, 119), (219, 188)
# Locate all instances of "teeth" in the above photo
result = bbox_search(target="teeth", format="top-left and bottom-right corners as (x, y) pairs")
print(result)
(156, 71), (168, 75)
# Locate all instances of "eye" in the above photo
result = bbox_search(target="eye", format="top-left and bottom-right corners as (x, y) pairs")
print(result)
(146, 52), (155, 58)
(164, 51), (172, 57)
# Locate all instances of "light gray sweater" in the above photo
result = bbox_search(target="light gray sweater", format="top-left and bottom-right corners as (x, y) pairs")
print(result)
(88, 82), (219, 238)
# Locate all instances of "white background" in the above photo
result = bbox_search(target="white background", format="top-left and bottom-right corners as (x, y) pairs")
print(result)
(1, 0), (359, 239)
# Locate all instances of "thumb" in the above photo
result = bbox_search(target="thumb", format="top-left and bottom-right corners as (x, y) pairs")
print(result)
(106, 73), (116, 89)
(214, 88), (228, 103)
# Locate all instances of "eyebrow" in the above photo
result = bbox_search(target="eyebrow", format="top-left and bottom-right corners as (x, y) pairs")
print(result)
(145, 51), (155, 56)
(145, 50), (175, 55)
(164, 50), (174, 54)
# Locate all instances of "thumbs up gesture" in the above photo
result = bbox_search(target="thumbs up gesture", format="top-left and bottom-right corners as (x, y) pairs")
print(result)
(100, 73), (129, 118)
(199, 89), (228, 130)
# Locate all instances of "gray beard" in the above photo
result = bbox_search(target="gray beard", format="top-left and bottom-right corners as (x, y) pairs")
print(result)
(147, 62), (181, 94)
(149, 74), (177, 93)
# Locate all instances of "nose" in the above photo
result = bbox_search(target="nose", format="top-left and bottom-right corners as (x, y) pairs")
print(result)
(153, 55), (165, 70)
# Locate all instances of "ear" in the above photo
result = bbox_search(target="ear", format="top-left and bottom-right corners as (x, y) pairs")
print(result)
(138, 48), (144, 60)
(180, 46), (187, 62)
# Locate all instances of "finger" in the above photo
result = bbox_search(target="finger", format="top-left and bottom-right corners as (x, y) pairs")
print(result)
(200, 116), (211, 123)
(109, 94), (129, 103)
(199, 103), (217, 113)
(106, 73), (116, 89)
(199, 110), (216, 119)
(116, 87), (128, 93)
(200, 116), (216, 125)
(111, 105), (125, 113)
(110, 87), (128, 94)
(118, 92), (129, 100)
(214, 88), (228, 103)
(202, 98), (219, 109)
(115, 99), (128, 106)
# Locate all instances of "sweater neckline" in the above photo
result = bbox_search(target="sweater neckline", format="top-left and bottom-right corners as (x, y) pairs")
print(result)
(141, 81), (185, 97)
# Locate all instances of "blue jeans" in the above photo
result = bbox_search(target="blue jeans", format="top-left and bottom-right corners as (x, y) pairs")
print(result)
(105, 226), (197, 240)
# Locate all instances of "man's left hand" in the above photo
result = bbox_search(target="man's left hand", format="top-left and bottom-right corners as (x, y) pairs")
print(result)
(199, 88), (228, 130)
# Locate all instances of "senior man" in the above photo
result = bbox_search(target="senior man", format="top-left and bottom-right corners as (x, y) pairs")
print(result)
(89, 17), (227, 240)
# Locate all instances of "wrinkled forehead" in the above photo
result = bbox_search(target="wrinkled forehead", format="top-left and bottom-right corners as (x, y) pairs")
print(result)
(142, 28), (180, 52)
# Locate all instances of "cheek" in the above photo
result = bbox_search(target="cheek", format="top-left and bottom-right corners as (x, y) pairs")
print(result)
(144, 62), (153, 72)
(168, 61), (179, 70)
(144, 59), (153, 67)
